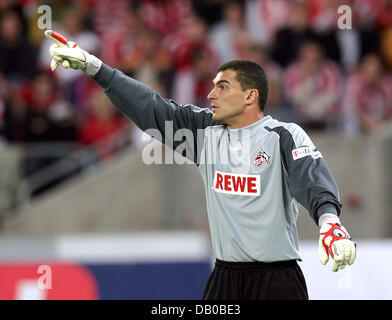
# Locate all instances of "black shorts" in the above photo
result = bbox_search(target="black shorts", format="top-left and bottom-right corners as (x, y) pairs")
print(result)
(202, 259), (308, 300)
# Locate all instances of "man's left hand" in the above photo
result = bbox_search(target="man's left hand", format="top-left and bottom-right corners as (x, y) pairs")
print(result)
(319, 223), (356, 272)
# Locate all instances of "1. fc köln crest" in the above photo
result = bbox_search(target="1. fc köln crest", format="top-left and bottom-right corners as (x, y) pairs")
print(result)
(253, 146), (271, 168)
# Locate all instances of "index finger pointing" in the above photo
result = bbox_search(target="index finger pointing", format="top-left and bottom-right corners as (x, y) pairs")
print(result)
(45, 30), (68, 47)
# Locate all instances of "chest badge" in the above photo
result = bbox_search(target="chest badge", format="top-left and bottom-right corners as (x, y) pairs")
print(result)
(253, 146), (271, 168)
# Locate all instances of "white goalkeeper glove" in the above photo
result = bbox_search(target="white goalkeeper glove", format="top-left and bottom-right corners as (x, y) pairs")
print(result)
(45, 30), (102, 76)
(319, 221), (356, 272)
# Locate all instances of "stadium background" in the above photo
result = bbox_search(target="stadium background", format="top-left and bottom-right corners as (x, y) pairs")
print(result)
(0, 0), (391, 300)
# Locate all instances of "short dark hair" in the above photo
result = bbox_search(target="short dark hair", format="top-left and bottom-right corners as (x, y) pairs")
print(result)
(218, 60), (269, 112)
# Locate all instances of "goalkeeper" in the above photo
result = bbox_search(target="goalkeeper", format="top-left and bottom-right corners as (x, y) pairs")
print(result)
(46, 30), (356, 300)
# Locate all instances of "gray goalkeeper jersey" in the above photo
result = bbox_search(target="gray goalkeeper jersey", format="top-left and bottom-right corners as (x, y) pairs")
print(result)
(93, 64), (342, 262)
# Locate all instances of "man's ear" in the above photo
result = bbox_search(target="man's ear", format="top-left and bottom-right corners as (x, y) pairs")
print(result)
(246, 89), (259, 105)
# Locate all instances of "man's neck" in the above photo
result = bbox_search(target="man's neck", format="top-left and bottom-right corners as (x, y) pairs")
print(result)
(227, 113), (264, 129)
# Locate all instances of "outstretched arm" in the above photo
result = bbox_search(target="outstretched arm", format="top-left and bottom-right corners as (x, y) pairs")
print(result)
(45, 30), (216, 164)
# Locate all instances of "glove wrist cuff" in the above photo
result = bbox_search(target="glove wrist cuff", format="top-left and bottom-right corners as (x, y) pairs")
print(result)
(318, 213), (341, 227)
(85, 53), (102, 76)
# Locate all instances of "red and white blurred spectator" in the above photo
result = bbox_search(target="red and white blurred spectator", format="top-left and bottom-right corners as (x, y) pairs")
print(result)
(342, 53), (392, 135)
(118, 24), (173, 96)
(78, 89), (128, 159)
(94, 0), (193, 69)
(352, 0), (392, 30)
(139, 0), (193, 37)
(244, 0), (290, 47)
(173, 47), (215, 107)
(162, 14), (217, 70)
(19, 72), (76, 142)
(91, 0), (130, 67)
(209, 0), (248, 64)
(116, 8), (148, 72)
(352, 0), (381, 28)
(283, 40), (342, 130)
(2, 71), (76, 145)
(308, 0), (351, 32)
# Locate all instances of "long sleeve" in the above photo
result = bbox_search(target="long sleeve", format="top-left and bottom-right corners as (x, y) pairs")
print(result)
(93, 63), (217, 164)
(266, 124), (342, 225)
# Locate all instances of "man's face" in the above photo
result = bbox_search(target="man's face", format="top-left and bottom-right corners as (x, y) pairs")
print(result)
(207, 69), (248, 124)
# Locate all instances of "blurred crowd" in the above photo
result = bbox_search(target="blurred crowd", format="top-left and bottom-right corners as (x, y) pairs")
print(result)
(1, 0), (392, 156)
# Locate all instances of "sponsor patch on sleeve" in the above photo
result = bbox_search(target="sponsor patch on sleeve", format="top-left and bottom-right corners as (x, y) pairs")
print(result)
(292, 146), (323, 160)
